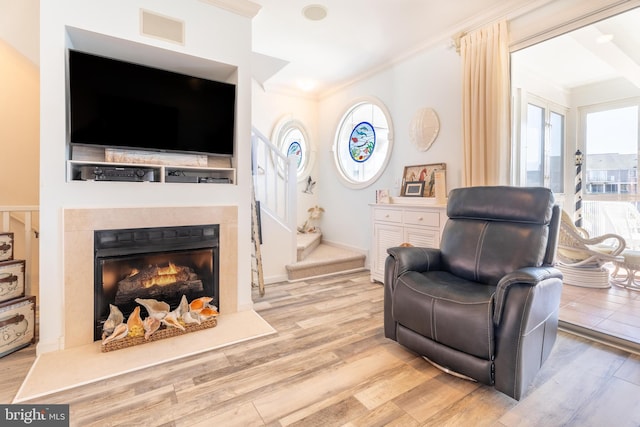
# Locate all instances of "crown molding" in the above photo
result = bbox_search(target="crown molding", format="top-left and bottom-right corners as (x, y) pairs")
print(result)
(199, 0), (261, 18)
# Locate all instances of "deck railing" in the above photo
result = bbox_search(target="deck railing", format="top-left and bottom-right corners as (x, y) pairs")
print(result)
(582, 200), (640, 250)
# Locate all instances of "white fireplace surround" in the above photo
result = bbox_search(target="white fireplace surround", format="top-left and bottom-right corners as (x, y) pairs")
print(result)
(12, 205), (275, 402)
(63, 205), (239, 349)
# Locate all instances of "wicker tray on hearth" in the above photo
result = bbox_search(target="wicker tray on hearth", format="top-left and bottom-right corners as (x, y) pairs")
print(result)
(101, 317), (217, 352)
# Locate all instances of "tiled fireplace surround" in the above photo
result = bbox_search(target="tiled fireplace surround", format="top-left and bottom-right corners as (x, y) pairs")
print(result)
(63, 205), (238, 349)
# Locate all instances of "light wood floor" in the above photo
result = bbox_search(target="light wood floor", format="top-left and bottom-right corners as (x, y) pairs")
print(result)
(559, 281), (640, 345)
(2, 271), (640, 426)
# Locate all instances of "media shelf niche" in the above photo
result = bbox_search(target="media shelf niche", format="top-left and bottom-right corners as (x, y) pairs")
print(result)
(68, 160), (236, 184)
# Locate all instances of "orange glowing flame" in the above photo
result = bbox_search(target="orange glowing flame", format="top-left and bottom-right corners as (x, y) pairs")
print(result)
(141, 262), (182, 288)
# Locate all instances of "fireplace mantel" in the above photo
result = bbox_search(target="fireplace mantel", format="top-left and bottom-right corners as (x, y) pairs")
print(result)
(63, 206), (238, 349)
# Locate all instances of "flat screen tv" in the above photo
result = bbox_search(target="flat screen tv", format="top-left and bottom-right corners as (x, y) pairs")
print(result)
(68, 49), (236, 157)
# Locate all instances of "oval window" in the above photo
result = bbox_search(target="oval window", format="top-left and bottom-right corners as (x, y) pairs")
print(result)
(333, 98), (393, 188)
(272, 117), (313, 181)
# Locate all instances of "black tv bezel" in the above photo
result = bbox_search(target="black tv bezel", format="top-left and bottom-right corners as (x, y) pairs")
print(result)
(67, 49), (236, 158)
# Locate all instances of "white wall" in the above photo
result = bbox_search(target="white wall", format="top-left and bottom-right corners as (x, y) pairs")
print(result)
(0, 40), (39, 206)
(316, 43), (463, 254)
(253, 43), (464, 263)
(38, 0), (254, 353)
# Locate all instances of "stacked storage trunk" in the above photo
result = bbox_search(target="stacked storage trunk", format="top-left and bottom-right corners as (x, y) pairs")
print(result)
(0, 232), (36, 358)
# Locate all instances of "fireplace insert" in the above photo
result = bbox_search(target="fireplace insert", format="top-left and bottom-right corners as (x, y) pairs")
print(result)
(93, 224), (219, 341)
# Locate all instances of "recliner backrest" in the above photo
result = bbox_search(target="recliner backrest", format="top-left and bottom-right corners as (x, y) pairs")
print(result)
(440, 186), (556, 286)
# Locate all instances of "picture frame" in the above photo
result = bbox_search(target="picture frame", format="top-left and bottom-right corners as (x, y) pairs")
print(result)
(403, 181), (425, 197)
(401, 163), (446, 197)
(376, 189), (390, 204)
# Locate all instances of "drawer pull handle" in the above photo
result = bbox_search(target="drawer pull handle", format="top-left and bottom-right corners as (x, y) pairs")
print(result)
(418, 217), (423, 221)
(385, 214), (390, 218)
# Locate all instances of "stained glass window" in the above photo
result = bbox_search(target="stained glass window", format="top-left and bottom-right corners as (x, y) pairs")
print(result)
(273, 118), (312, 180)
(334, 100), (393, 188)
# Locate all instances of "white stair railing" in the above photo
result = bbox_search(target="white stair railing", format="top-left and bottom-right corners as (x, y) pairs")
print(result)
(251, 126), (297, 264)
(1, 205), (39, 296)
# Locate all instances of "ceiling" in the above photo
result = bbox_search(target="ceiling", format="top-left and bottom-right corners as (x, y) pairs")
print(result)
(512, 6), (640, 91)
(2, 1), (639, 97)
(250, 0), (542, 97)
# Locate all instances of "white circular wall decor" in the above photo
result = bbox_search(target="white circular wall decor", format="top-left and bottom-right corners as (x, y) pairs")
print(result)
(409, 107), (440, 152)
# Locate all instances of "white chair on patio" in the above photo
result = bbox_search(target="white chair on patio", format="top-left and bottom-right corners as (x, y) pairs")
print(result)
(556, 210), (626, 288)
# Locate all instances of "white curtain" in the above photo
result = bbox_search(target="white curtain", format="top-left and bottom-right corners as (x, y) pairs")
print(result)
(460, 20), (510, 187)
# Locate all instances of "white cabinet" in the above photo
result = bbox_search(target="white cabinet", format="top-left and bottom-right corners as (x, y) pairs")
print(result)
(370, 203), (447, 283)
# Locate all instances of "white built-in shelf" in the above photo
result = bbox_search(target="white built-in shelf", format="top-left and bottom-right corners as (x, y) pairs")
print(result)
(67, 160), (236, 184)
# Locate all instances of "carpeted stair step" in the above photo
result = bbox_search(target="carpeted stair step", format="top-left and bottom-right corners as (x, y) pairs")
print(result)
(286, 243), (366, 281)
(297, 232), (322, 261)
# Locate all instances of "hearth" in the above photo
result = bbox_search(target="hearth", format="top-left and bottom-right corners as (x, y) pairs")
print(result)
(93, 224), (219, 341)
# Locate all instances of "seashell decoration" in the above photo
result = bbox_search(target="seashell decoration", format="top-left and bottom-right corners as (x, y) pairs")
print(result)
(142, 316), (161, 340)
(102, 323), (129, 345)
(162, 312), (185, 331)
(182, 310), (201, 325)
(102, 304), (124, 340)
(127, 306), (144, 338)
(176, 295), (189, 317)
(198, 306), (219, 321)
(135, 298), (170, 320)
(189, 296), (213, 314)
(173, 295), (200, 325)
(101, 295), (217, 348)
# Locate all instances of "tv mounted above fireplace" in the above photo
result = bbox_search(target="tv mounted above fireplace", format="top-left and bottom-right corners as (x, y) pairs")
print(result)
(68, 49), (236, 157)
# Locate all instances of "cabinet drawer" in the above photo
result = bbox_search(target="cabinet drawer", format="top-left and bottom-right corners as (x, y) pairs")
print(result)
(374, 208), (403, 223)
(404, 210), (440, 227)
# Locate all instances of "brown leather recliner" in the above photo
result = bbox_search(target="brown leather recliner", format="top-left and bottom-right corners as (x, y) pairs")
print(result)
(384, 186), (563, 400)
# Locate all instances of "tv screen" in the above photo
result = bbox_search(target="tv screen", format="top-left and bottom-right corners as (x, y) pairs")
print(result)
(68, 50), (235, 157)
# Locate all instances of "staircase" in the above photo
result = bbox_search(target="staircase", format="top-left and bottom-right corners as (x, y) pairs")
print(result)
(286, 232), (366, 281)
(252, 127), (365, 282)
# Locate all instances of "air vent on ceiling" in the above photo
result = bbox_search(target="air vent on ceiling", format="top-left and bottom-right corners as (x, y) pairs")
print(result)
(140, 9), (184, 45)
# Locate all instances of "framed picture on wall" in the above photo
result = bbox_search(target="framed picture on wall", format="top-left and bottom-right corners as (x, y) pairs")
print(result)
(401, 163), (446, 197)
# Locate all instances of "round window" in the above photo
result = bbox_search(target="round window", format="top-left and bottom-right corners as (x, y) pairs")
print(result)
(272, 117), (313, 181)
(333, 98), (393, 188)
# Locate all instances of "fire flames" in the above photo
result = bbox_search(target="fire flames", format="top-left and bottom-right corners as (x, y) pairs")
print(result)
(127, 262), (187, 288)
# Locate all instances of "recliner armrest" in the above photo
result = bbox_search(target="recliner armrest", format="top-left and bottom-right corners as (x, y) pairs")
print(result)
(386, 246), (442, 275)
(493, 266), (563, 325)
(384, 246), (442, 341)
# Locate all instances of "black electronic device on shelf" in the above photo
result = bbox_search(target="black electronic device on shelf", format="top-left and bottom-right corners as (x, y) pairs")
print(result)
(77, 165), (155, 182)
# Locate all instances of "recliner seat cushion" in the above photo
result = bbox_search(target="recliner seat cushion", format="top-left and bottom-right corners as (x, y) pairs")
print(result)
(392, 270), (496, 360)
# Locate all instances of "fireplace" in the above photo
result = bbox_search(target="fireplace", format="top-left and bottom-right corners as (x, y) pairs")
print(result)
(93, 224), (219, 341)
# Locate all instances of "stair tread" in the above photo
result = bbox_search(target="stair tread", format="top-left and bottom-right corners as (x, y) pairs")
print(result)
(287, 243), (364, 270)
(296, 232), (322, 250)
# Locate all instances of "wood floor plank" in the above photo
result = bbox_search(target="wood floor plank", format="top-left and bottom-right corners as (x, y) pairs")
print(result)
(614, 352), (640, 386)
(392, 373), (481, 423)
(252, 349), (405, 424)
(3, 271), (640, 426)
(497, 341), (629, 426)
(568, 376), (640, 426)
(353, 364), (436, 410)
(341, 401), (420, 427)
